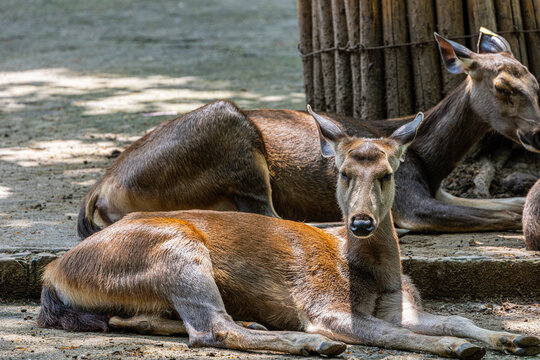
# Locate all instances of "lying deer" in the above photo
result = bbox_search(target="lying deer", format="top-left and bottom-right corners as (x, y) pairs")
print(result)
(523, 178), (540, 250)
(40, 110), (540, 358)
(78, 29), (540, 238)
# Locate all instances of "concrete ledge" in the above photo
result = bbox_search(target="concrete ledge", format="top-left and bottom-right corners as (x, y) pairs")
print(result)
(402, 256), (540, 299)
(0, 252), (62, 300)
(1, 250), (539, 301)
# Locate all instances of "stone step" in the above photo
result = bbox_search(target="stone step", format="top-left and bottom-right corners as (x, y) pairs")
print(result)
(1, 235), (539, 301)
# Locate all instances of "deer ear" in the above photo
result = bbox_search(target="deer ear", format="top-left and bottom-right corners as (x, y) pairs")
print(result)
(390, 112), (424, 161)
(307, 105), (346, 158)
(434, 33), (475, 74)
(477, 27), (513, 55)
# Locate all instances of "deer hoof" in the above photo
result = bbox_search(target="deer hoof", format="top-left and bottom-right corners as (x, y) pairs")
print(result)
(513, 335), (540, 347)
(499, 335), (540, 355)
(514, 346), (540, 356)
(455, 343), (486, 360)
(316, 340), (347, 357)
(512, 335), (540, 356)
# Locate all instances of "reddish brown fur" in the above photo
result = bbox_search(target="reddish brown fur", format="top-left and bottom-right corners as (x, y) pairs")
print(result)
(42, 114), (540, 357)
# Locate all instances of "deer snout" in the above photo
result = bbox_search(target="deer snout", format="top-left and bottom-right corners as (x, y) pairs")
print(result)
(349, 215), (376, 237)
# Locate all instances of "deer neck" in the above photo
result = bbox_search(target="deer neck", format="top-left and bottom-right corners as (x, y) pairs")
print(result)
(409, 79), (491, 192)
(340, 212), (402, 291)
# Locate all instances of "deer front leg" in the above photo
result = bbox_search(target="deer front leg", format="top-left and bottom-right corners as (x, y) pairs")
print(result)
(306, 311), (485, 359)
(165, 246), (345, 356)
(393, 187), (521, 232)
(436, 188), (525, 214)
(394, 198), (522, 232)
(393, 166), (522, 232)
(401, 311), (540, 356)
(377, 279), (540, 356)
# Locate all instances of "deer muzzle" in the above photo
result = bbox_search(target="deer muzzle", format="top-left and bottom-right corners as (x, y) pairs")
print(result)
(349, 214), (376, 237)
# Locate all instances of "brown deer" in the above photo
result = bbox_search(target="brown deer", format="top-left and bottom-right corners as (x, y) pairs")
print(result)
(77, 29), (540, 238)
(40, 111), (540, 358)
(523, 178), (540, 250)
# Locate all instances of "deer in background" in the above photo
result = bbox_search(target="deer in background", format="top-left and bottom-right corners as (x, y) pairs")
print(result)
(40, 110), (540, 358)
(77, 28), (540, 239)
(523, 178), (540, 250)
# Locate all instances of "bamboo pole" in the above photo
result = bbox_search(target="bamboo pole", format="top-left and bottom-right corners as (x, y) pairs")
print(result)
(317, 0), (336, 112)
(466, 0), (497, 46)
(332, 0), (353, 115)
(382, 0), (413, 118)
(345, 0), (361, 118)
(360, 0), (385, 120)
(297, 0), (314, 107)
(494, 0), (528, 65)
(435, 0), (466, 96)
(535, 0), (540, 77)
(407, 0), (441, 111)
(312, 0), (325, 110)
(521, 0), (540, 80)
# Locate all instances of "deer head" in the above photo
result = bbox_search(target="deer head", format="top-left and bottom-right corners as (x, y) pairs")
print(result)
(435, 27), (540, 153)
(308, 106), (423, 238)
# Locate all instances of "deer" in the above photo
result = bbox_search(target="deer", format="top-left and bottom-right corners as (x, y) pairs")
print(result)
(77, 28), (540, 239)
(523, 178), (540, 250)
(40, 110), (540, 358)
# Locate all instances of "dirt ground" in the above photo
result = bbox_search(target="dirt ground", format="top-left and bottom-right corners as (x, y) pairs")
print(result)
(1, 0), (540, 359)
(443, 143), (540, 199)
(1, 300), (539, 360)
(0, 0), (306, 251)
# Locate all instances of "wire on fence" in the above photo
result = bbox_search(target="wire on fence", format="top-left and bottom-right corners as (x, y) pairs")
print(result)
(298, 28), (540, 58)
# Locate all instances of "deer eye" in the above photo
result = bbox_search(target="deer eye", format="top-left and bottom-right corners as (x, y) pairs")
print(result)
(379, 173), (393, 185)
(340, 172), (349, 181)
(495, 85), (512, 96)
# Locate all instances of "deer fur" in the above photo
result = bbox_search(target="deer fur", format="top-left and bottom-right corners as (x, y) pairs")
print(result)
(41, 112), (540, 358)
(77, 29), (540, 238)
(523, 179), (540, 250)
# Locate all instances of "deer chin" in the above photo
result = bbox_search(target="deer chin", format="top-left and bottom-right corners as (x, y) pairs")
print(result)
(521, 142), (540, 153)
(518, 130), (540, 153)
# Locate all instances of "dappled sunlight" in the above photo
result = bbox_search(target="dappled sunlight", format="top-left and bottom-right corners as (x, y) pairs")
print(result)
(82, 132), (140, 142)
(473, 233), (539, 259)
(0, 186), (12, 200)
(78, 88), (234, 115)
(0, 68), (305, 117)
(1, 219), (60, 229)
(503, 317), (540, 334)
(72, 179), (98, 187)
(401, 232), (539, 259)
(259, 93), (305, 103)
(0, 138), (130, 167)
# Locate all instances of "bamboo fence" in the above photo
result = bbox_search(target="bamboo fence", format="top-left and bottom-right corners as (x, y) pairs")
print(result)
(297, 0), (540, 118)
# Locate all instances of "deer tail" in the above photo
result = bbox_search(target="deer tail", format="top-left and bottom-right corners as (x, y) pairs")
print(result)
(77, 190), (101, 240)
(37, 284), (109, 332)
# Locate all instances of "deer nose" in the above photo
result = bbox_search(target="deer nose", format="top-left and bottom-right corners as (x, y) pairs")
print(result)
(350, 215), (375, 237)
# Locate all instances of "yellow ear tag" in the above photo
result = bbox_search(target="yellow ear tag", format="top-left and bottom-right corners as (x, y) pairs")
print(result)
(480, 27), (498, 37)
